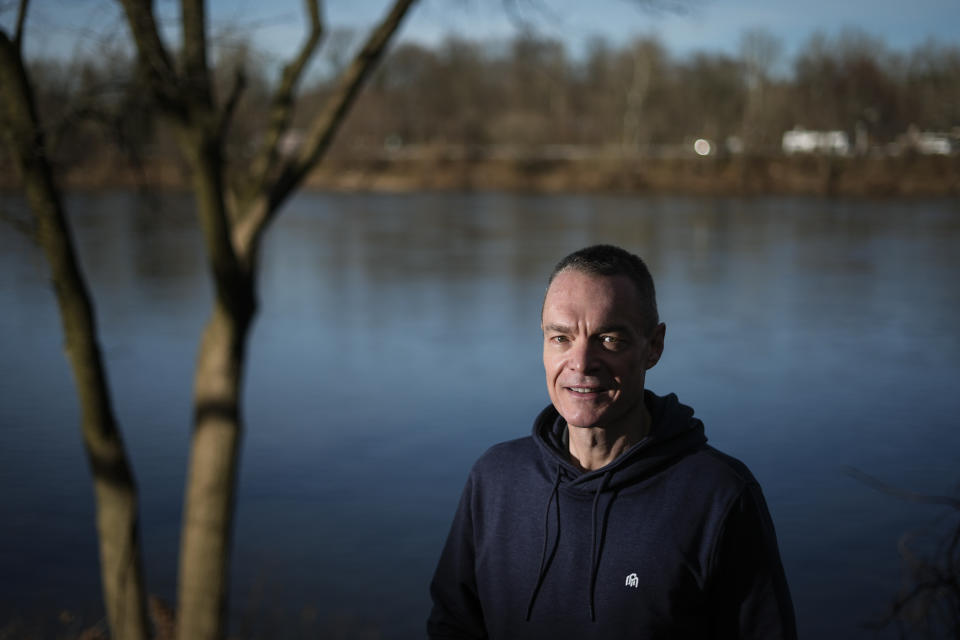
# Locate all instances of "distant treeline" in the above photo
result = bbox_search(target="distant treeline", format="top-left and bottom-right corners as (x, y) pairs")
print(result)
(341, 28), (960, 156)
(4, 28), (959, 192)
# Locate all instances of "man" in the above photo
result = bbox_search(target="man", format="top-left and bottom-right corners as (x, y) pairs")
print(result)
(428, 244), (796, 639)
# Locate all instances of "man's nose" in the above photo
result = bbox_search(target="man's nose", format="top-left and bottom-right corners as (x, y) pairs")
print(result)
(568, 339), (599, 372)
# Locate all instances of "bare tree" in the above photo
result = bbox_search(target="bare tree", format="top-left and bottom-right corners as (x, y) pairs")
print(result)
(739, 28), (782, 152)
(2, 0), (417, 638)
(620, 37), (666, 154)
(0, 2), (151, 639)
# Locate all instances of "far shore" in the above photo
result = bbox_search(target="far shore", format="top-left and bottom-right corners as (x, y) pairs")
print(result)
(2, 152), (958, 198)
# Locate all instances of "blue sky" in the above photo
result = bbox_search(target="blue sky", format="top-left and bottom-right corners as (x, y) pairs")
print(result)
(231, 0), (960, 58)
(7, 0), (960, 65)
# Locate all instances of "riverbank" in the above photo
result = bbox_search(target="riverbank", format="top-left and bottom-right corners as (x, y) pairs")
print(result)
(2, 152), (958, 197)
(304, 152), (960, 197)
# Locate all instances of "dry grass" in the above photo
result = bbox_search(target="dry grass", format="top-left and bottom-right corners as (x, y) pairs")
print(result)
(3, 153), (958, 197)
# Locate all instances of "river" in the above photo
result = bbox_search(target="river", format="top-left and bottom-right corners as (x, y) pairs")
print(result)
(1, 191), (958, 638)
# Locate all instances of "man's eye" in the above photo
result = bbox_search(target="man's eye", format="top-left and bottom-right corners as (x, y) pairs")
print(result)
(600, 335), (627, 349)
(551, 336), (568, 344)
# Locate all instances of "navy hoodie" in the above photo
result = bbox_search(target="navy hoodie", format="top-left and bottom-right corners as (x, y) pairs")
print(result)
(428, 391), (796, 639)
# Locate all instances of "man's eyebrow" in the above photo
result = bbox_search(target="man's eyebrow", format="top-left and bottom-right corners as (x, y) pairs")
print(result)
(542, 323), (635, 335)
(593, 324), (633, 335)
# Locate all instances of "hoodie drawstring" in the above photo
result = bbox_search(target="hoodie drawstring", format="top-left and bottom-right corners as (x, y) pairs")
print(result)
(526, 463), (562, 621)
(526, 465), (615, 623)
(588, 470), (612, 621)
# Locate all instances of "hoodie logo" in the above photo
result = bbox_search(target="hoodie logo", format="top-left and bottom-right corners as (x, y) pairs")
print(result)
(625, 573), (639, 588)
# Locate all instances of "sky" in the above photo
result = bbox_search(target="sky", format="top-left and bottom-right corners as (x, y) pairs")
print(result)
(6, 0), (960, 67)
(220, 0), (960, 59)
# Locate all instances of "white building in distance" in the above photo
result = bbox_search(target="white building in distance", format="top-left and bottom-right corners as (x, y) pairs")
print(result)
(782, 127), (850, 156)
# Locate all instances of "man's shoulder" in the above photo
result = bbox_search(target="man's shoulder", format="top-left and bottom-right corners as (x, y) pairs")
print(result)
(458, 436), (544, 501)
(671, 444), (761, 492)
(472, 435), (538, 474)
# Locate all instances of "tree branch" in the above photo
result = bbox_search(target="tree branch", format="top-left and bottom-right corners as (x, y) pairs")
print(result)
(181, 0), (211, 106)
(178, 124), (252, 318)
(233, 0), (417, 260)
(116, 0), (184, 118)
(281, 0), (416, 191)
(45, 84), (126, 154)
(844, 467), (960, 510)
(246, 0), (324, 197)
(217, 66), (246, 142)
(14, 0), (29, 49)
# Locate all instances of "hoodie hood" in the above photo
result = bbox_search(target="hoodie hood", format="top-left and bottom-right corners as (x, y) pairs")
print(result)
(532, 389), (708, 493)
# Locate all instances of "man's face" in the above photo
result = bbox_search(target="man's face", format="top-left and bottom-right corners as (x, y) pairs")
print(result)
(542, 269), (665, 431)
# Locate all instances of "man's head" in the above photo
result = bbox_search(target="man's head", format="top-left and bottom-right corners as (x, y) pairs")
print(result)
(541, 245), (665, 432)
(544, 244), (659, 334)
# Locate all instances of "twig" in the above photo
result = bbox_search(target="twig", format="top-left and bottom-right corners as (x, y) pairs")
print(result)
(14, 0), (29, 49)
(843, 466), (960, 510)
(246, 0), (324, 195)
(218, 66), (246, 141)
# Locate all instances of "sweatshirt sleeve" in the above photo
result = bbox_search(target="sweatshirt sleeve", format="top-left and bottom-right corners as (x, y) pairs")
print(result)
(427, 473), (488, 640)
(710, 482), (798, 640)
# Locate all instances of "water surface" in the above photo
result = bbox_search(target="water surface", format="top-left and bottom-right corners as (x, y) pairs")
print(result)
(1, 191), (958, 638)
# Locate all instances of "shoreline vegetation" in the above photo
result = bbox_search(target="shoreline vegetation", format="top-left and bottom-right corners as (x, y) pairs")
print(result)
(8, 29), (960, 201)
(2, 150), (958, 197)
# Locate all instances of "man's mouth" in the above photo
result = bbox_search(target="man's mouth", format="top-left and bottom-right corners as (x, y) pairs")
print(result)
(567, 386), (607, 394)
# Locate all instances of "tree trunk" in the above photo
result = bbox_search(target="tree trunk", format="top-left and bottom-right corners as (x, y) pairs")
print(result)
(111, 3), (419, 637)
(0, 31), (150, 640)
(177, 301), (251, 640)
(175, 131), (255, 640)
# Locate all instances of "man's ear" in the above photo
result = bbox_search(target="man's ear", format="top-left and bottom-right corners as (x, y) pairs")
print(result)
(645, 322), (666, 369)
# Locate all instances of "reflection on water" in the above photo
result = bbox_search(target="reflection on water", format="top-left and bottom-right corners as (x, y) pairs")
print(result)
(1, 191), (958, 638)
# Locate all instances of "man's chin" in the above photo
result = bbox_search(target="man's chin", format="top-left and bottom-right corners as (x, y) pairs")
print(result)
(558, 408), (608, 430)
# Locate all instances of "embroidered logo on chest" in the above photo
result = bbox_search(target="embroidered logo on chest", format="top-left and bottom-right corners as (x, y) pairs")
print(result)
(625, 572), (639, 588)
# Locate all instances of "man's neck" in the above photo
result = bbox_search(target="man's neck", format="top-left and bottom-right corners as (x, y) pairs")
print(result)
(567, 405), (652, 472)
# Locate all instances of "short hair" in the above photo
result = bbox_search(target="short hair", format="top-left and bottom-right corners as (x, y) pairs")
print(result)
(545, 244), (659, 334)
